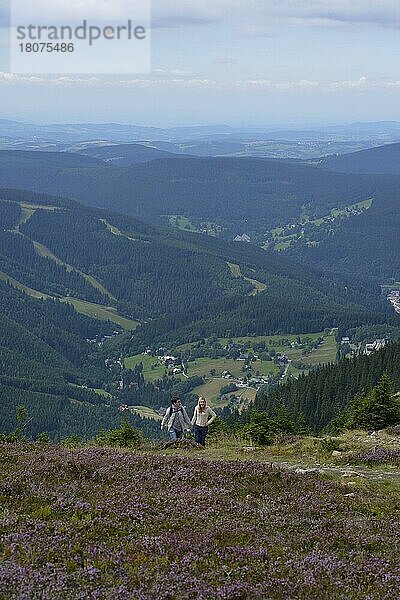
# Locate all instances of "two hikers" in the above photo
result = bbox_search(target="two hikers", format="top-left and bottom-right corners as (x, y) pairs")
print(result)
(161, 396), (216, 446)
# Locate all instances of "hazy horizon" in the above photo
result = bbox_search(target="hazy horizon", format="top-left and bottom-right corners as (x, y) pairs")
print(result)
(2, 116), (400, 130)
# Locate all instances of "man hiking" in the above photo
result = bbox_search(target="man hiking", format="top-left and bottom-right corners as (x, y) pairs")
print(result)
(161, 396), (192, 440)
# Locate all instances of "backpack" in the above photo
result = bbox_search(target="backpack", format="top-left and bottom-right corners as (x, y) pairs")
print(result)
(169, 406), (182, 419)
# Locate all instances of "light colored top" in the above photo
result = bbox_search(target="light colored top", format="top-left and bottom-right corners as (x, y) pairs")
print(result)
(191, 406), (217, 427)
(161, 406), (191, 431)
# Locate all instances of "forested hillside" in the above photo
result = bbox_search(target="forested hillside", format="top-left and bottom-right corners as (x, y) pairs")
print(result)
(76, 143), (183, 165)
(319, 142), (400, 175)
(232, 341), (400, 433)
(5, 187), (393, 347)
(286, 178), (400, 279)
(0, 151), (378, 230)
(0, 184), (398, 441)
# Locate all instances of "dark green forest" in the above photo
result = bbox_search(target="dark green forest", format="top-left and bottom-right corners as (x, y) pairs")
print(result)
(230, 341), (400, 433)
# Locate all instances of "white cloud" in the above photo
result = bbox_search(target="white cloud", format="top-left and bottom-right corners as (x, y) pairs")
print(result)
(152, 67), (194, 78)
(1, 72), (399, 93)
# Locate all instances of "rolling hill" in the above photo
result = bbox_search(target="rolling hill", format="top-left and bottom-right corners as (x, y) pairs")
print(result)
(75, 142), (184, 165)
(0, 151), (378, 231)
(319, 142), (400, 175)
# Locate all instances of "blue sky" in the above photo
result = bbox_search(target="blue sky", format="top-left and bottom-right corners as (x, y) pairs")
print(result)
(1, 0), (400, 125)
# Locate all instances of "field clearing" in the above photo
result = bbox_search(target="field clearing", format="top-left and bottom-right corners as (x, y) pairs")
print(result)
(287, 365), (308, 379)
(169, 215), (197, 232)
(131, 406), (162, 421)
(227, 386), (257, 409)
(124, 354), (170, 381)
(192, 379), (256, 410)
(302, 335), (337, 365)
(0, 268), (137, 329)
(100, 219), (144, 243)
(33, 241), (73, 271)
(192, 379), (228, 406)
(218, 332), (326, 346)
(227, 262), (267, 295)
(32, 240), (116, 301)
(0, 270), (51, 300)
(81, 273), (116, 301)
(92, 388), (112, 398)
(257, 361), (280, 376)
(61, 298), (139, 330)
(186, 357), (246, 380)
(71, 384), (112, 398)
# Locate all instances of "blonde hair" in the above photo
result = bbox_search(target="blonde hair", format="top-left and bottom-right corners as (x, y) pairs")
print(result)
(198, 397), (207, 413)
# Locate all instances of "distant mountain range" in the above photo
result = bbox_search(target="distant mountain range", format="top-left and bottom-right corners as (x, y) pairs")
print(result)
(0, 142), (400, 283)
(2, 118), (400, 158)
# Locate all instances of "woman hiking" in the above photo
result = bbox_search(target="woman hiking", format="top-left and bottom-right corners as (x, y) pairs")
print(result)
(191, 397), (216, 447)
(161, 397), (192, 441)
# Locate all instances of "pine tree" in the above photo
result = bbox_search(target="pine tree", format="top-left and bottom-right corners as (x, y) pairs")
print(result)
(347, 374), (400, 430)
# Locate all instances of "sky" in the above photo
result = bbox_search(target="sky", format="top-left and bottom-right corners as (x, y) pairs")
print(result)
(0, 0), (400, 126)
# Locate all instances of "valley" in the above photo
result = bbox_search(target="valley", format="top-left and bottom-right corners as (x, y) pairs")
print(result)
(0, 138), (399, 445)
(123, 331), (338, 413)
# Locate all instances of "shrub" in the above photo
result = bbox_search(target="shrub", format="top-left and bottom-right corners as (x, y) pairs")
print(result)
(244, 406), (295, 446)
(318, 437), (341, 454)
(94, 419), (144, 448)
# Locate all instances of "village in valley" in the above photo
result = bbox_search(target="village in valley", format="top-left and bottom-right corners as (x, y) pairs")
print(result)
(388, 289), (400, 314)
(114, 332), (338, 419)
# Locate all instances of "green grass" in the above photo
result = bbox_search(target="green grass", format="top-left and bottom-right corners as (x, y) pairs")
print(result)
(301, 335), (337, 365)
(124, 354), (169, 381)
(227, 387), (257, 408)
(125, 334), (336, 404)
(265, 198), (373, 252)
(33, 241), (73, 271)
(32, 240), (116, 301)
(218, 332), (325, 347)
(131, 406), (162, 420)
(62, 298), (139, 331)
(271, 227), (284, 238)
(192, 379), (228, 406)
(275, 239), (294, 251)
(169, 215), (197, 232)
(100, 218), (140, 242)
(13, 202), (58, 230)
(0, 268), (137, 330)
(331, 198), (372, 218)
(257, 360), (280, 376)
(70, 384), (112, 398)
(186, 357), (247, 379)
(16, 206), (35, 228)
(227, 262), (267, 295)
(81, 274), (116, 301)
(0, 270), (51, 300)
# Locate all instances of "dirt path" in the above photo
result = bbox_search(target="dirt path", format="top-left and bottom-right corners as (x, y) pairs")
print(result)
(268, 458), (400, 482)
